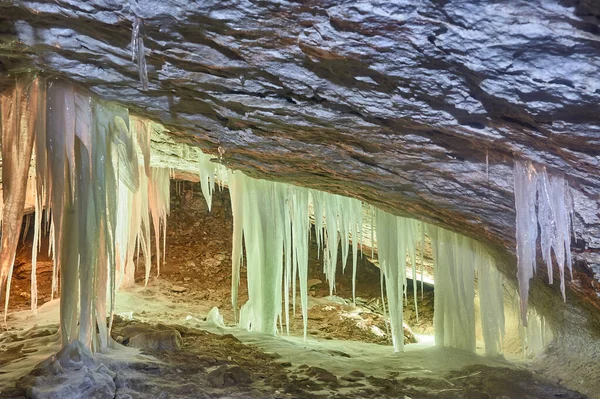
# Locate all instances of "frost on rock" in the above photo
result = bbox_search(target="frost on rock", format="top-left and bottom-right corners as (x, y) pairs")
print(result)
(514, 160), (575, 324)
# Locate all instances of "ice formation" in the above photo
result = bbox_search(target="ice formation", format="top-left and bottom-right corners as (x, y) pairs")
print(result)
(428, 226), (476, 352)
(0, 78), (176, 352)
(131, 16), (148, 90)
(226, 170), (505, 354)
(0, 77), (516, 359)
(514, 160), (574, 324)
(0, 77), (39, 321)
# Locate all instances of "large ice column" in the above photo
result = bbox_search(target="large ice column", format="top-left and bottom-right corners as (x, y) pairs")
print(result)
(429, 226), (476, 352)
(229, 172), (314, 336)
(41, 81), (138, 351)
(477, 246), (505, 356)
(0, 77), (40, 320)
(514, 160), (574, 324)
(230, 172), (285, 335)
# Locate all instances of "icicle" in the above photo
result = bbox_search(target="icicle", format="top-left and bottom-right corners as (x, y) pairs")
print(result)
(514, 160), (539, 325)
(375, 209), (406, 352)
(283, 187), (293, 335)
(198, 155), (216, 211)
(148, 167), (170, 276)
(477, 245), (505, 356)
(486, 148), (489, 182)
(291, 187), (310, 339)
(428, 225), (476, 352)
(131, 16), (148, 90)
(514, 160), (575, 324)
(229, 170), (244, 322)
(419, 221), (424, 301)
(0, 77), (39, 322)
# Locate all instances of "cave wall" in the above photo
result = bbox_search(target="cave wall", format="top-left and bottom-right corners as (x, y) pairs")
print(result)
(0, 1), (599, 331)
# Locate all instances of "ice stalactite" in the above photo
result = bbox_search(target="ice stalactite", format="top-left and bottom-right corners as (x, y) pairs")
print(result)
(198, 154), (217, 211)
(230, 172), (286, 335)
(131, 16), (148, 90)
(227, 170), (504, 355)
(514, 160), (575, 324)
(428, 226), (476, 353)
(148, 167), (170, 277)
(375, 209), (409, 352)
(0, 77), (39, 321)
(309, 190), (363, 298)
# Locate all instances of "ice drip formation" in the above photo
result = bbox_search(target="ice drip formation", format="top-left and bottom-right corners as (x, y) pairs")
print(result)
(0, 76), (575, 359)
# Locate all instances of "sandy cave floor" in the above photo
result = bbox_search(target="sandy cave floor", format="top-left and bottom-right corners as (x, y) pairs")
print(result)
(0, 184), (588, 398)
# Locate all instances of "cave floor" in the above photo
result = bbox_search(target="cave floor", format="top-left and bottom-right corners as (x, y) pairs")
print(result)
(0, 283), (586, 399)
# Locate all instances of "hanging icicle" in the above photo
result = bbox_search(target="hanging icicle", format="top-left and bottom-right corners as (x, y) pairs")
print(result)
(514, 160), (575, 325)
(0, 76), (39, 322)
(131, 16), (149, 90)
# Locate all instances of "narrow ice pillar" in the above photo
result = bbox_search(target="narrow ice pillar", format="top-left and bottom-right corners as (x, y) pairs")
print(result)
(375, 209), (406, 352)
(0, 77), (39, 319)
(477, 248), (505, 356)
(429, 226), (476, 352)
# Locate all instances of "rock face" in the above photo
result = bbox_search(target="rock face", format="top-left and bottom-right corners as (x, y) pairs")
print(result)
(0, 1), (599, 328)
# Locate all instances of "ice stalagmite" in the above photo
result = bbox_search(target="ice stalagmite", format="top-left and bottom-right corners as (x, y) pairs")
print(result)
(514, 160), (574, 324)
(0, 77), (39, 321)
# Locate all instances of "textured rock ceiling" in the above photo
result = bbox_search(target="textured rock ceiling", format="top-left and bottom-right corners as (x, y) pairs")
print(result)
(1, 1), (599, 311)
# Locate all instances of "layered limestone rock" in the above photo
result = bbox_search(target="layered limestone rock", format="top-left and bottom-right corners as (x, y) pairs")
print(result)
(0, 2), (599, 387)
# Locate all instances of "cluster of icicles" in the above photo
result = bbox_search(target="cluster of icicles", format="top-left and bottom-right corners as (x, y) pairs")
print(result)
(0, 77), (170, 352)
(0, 77), (565, 359)
(227, 173), (508, 355)
(514, 160), (575, 325)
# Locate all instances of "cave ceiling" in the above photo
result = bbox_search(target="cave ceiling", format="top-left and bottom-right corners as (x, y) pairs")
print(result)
(0, 1), (599, 292)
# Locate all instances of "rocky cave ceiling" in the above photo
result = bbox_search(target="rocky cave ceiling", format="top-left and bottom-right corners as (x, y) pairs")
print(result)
(0, 1), (599, 313)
